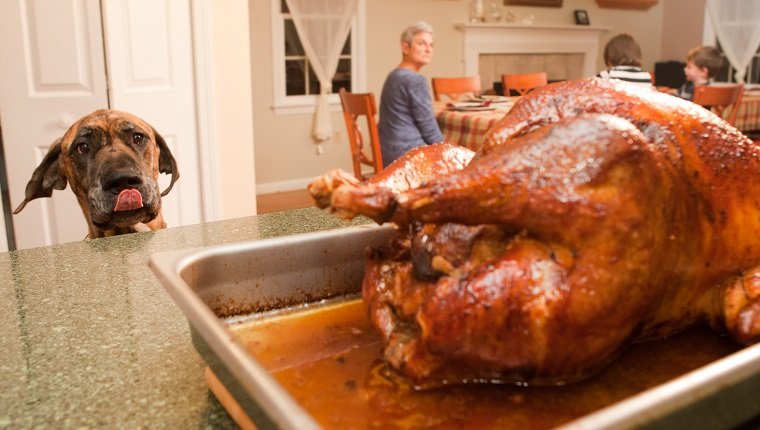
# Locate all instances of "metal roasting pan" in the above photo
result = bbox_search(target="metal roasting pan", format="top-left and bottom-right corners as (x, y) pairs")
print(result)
(149, 224), (760, 430)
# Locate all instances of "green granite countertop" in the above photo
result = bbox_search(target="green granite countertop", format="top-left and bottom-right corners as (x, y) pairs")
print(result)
(0, 208), (363, 429)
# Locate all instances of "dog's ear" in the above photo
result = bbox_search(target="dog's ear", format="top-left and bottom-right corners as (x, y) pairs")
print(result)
(13, 139), (68, 214)
(153, 128), (179, 196)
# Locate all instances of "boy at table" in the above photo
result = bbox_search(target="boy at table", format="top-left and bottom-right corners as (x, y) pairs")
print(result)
(377, 21), (443, 167)
(675, 45), (725, 101)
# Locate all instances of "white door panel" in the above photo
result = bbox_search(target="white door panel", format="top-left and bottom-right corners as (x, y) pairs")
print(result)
(0, 0), (107, 249)
(102, 0), (202, 229)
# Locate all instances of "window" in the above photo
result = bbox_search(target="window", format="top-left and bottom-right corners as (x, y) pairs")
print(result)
(271, 0), (366, 114)
(714, 41), (760, 84)
(703, 8), (760, 84)
(283, 8), (353, 96)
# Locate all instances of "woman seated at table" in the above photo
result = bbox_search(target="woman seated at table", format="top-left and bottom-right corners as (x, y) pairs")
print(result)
(378, 20), (443, 167)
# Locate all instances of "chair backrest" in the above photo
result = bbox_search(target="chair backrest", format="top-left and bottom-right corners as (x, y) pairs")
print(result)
(338, 88), (383, 181)
(431, 76), (482, 101)
(692, 84), (744, 126)
(501, 72), (548, 96)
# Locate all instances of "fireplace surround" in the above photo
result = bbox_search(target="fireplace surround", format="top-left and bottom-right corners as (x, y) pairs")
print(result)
(455, 23), (609, 90)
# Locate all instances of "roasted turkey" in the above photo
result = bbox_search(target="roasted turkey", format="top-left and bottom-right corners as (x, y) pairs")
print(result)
(308, 78), (760, 387)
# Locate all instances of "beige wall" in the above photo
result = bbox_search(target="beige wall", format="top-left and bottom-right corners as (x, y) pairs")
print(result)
(249, 0), (669, 193)
(660, 0), (705, 61)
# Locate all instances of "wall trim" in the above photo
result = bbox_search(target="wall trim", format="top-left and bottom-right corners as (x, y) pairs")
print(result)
(702, 6), (714, 45)
(191, 0), (219, 221)
(256, 177), (315, 195)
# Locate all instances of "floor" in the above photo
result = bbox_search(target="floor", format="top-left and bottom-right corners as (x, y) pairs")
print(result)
(256, 189), (314, 214)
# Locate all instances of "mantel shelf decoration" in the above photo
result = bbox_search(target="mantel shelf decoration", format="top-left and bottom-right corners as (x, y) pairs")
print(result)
(470, 0), (506, 23)
(504, 0), (562, 6)
(595, 0), (659, 10)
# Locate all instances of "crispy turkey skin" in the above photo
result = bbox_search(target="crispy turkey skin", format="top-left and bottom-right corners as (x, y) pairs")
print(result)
(308, 78), (760, 387)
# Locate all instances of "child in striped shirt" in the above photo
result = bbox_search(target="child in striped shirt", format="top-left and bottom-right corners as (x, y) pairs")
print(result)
(597, 33), (653, 89)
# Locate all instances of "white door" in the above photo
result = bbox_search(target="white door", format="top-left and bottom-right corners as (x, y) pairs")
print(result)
(0, 0), (109, 249)
(101, 0), (202, 228)
(0, 0), (202, 249)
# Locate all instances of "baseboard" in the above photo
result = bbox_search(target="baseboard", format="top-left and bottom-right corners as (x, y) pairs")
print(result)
(256, 177), (314, 195)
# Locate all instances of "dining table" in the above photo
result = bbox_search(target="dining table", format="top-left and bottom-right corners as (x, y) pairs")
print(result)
(434, 97), (517, 152)
(435, 89), (760, 153)
(735, 90), (760, 133)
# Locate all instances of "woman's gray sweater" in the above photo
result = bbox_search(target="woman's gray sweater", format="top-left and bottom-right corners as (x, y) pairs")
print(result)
(378, 68), (443, 167)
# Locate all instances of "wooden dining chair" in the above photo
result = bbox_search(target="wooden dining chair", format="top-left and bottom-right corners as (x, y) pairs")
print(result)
(692, 84), (744, 127)
(338, 88), (383, 181)
(432, 76), (482, 101)
(501, 72), (548, 96)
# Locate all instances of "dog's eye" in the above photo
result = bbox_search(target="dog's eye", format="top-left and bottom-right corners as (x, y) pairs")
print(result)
(132, 133), (145, 146)
(75, 142), (90, 154)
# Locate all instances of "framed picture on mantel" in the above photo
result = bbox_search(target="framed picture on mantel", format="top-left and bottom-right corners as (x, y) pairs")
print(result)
(574, 9), (590, 25)
(504, 0), (563, 7)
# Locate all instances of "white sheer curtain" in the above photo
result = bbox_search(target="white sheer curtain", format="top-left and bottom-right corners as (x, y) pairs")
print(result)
(706, 0), (760, 83)
(286, 0), (358, 143)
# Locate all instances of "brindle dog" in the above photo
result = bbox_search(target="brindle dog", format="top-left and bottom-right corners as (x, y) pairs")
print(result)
(13, 109), (179, 238)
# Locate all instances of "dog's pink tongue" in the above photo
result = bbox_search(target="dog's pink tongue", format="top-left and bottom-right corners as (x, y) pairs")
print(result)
(114, 189), (143, 212)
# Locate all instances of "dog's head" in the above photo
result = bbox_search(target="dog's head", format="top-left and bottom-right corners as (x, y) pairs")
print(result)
(13, 109), (179, 237)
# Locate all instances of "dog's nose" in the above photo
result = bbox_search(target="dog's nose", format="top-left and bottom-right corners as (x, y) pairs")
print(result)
(102, 171), (143, 194)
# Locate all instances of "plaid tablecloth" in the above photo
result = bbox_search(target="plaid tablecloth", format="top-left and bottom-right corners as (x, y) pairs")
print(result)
(735, 93), (760, 133)
(434, 100), (515, 151)
(436, 93), (760, 150)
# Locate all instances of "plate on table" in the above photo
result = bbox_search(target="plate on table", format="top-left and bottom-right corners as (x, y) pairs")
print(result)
(447, 102), (498, 112)
(471, 95), (512, 103)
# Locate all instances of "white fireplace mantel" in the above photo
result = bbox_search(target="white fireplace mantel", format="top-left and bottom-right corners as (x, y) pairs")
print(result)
(455, 23), (610, 78)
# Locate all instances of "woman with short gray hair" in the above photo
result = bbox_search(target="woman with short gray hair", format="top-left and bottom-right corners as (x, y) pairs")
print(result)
(400, 20), (434, 45)
(378, 21), (443, 167)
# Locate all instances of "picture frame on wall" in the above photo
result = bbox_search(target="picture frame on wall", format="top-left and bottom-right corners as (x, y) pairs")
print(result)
(574, 9), (590, 25)
(503, 0), (563, 7)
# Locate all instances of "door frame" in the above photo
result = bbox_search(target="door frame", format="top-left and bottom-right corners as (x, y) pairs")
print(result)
(189, 0), (256, 222)
(0, 124), (9, 251)
(191, 0), (219, 221)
